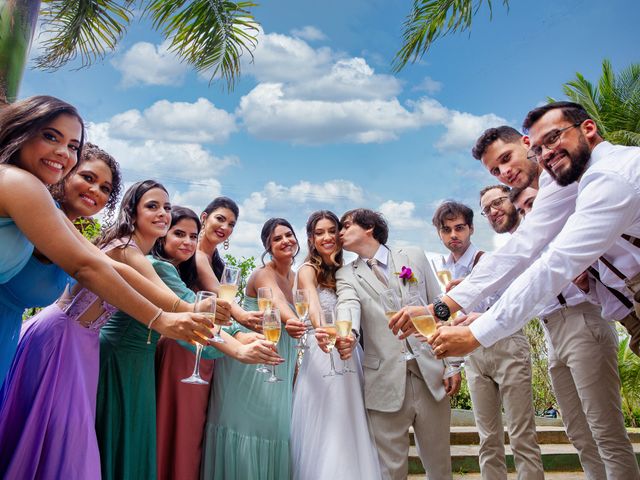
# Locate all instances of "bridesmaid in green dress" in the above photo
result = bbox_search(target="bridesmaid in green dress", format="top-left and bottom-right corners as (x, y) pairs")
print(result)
(201, 218), (306, 480)
(94, 181), (232, 480)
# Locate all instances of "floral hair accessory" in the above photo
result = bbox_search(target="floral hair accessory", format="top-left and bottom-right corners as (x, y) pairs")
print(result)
(395, 266), (417, 285)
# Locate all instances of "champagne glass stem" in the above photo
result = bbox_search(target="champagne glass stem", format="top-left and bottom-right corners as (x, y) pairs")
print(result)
(329, 350), (338, 375)
(193, 344), (203, 377)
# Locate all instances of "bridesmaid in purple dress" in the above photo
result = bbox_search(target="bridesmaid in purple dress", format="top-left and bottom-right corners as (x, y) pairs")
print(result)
(0, 145), (123, 479)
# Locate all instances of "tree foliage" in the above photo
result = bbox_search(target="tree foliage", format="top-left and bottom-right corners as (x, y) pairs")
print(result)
(552, 59), (640, 147)
(34, 0), (259, 90)
(393, 0), (509, 72)
(223, 253), (256, 303)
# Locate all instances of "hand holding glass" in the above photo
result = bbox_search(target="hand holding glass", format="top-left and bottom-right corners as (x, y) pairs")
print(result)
(320, 308), (342, 377)
(256, 287), (273, 374)
(219, 265), (241, 304)
(380, 288), (419, 362)
(182, 291), (216, 385)
(263, 308), (283, 383)
(336, 307), (355, 374)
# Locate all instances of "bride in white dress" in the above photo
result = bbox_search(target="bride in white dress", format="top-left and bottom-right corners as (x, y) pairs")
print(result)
(289, 210), (381, 480)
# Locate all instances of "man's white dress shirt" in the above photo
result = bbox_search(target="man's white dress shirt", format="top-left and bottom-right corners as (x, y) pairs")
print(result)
(470, 142), (640, 346)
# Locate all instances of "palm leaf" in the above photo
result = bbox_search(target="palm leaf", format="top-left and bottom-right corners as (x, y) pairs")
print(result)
(35, 0), (134, 70)
(145, 0), (258, 91)
(393, 0), (509, 72)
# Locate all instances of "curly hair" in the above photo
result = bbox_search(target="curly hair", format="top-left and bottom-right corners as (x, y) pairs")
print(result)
(49, 142), (122, 226)
(432, 201), (474, 229)
(471, 126), (522, 161)
(340, 208), (388, 245)
(304, 210), (344, 290)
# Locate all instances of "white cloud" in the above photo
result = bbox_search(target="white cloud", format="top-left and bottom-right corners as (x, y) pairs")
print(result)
(112, 40), (187, 87)
(379, 200), (428, 230)
(290, 25), (327, 42)
(108, 98), (237, 144)
(436, 111), (507, 151)
(413, 76), (443, 94)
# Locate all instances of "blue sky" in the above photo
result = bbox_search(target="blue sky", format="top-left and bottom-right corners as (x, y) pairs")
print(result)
(21, 0), (640, 261)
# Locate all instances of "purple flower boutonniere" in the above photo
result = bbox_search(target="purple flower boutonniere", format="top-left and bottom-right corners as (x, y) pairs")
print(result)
(395, 266), (418, 286)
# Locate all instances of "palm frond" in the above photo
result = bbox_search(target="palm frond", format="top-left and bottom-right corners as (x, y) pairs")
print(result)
(35, 0), (133, 70)
(392, 0), (509, 72)
(145, 0), (258, 91)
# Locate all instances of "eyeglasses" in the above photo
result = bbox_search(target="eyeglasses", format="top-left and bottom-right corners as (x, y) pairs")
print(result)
(480, 196), (508, 217)
(527, 122), (581, 161)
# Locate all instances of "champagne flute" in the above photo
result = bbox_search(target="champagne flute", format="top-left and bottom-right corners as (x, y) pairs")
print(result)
(263, 308), (283, 383)
(406, 294), (437, 353)
(294, 289), (310, 350)
(380, 288), (419, 362)
(182, 291), (216, 385)
(336, 307), (355, 374)
(321, 308), (342, 377)
(256, 287), (273, 374)
(219, 265), (241, 303)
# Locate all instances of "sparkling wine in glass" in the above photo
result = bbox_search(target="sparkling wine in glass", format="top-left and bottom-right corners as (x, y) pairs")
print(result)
(321, 309), (342, 377)
(263, 308), (283, 383)
(182, 291), (216, 385)
(336, 307), (355, 374)
(294, 289), (310, 350)
(256, 287), (273, 374)
(380, 288), (418, 362)
(219, 265), (241, 305)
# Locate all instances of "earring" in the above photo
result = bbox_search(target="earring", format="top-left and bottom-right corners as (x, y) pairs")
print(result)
(223, 238), (230, 250)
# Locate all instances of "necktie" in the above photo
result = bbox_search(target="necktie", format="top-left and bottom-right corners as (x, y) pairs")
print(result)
(367, 258), (388, 287)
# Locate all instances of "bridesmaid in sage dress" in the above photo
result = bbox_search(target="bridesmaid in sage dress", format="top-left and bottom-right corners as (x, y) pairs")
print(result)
(0, 145), (122, 479)
(201, 218), (304, 480)
(153, 206), (281, 480)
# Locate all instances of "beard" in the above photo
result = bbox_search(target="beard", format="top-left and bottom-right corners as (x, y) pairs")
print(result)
(491, 208), (519, 234)
(547, 136), (591, 186)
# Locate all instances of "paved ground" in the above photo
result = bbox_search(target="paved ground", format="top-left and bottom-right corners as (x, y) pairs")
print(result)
(409, 473), (585, 479)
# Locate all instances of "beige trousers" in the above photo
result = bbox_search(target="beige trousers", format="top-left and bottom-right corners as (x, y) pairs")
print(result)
(465, 332), (544, 480)
(543, 302), (640, 479)
(368, 369), (452, 480)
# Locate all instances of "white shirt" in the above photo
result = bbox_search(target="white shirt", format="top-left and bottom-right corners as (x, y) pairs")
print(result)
(447, 171), (579, 312)
(470, 142), (640, 346)
(443, 243), (495, 313)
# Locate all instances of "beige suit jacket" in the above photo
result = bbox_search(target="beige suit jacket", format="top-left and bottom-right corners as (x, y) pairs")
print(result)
(336, 246), (446, 413)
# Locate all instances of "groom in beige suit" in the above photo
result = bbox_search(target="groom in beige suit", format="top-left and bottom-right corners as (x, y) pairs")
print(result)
(335, 208), (460, 480)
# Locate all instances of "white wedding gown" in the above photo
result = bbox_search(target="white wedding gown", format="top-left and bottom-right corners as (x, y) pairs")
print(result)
(290, 287), (382, 480)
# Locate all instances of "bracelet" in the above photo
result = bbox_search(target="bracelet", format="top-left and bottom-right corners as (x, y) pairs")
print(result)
(171, 298), (181, 312)
(146, 309), (163, 345)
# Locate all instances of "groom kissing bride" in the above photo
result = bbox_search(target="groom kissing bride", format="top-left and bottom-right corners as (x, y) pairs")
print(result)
(335, 208), (461, 480)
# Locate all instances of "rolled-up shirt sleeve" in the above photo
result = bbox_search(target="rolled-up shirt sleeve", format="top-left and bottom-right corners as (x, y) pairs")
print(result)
(448, 174), (578, 311)
(470, 171), (640, 346)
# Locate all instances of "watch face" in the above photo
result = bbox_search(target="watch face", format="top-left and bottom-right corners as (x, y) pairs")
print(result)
(434, 301), (450, 320)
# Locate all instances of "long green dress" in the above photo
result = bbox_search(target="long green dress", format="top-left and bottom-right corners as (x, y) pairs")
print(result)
(201, 296), (297, 480)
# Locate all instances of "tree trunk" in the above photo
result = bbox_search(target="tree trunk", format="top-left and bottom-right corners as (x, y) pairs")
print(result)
(0, 0), (41, 105)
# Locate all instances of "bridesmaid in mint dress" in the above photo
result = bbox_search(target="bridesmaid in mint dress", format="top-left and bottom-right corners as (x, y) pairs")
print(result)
(201, 218), (305, 480)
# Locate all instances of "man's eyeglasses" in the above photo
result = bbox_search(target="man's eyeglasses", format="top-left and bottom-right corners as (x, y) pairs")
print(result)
(480, 196), (508, 217)
(527, 122), (582, 161)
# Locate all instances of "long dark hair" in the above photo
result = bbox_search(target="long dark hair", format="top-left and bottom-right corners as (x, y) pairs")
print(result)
(50, 142), (123, 226)
(305, 210), (343, 289)
(152, 206), (201, 289)
(260, 218), (299, 266)
(201, 196), (240, 280)
(96, 180), (168, 248)
(0, 95), (85, 166)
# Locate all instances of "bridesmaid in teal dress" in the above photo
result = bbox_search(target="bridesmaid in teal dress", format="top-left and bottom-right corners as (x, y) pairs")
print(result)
(95, 182), (233, 480)
(0, 96), (213, 384)
(202, 218), (306, 480)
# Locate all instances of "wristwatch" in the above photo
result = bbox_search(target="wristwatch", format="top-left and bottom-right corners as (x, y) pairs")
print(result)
(433, 298), (451, 321)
